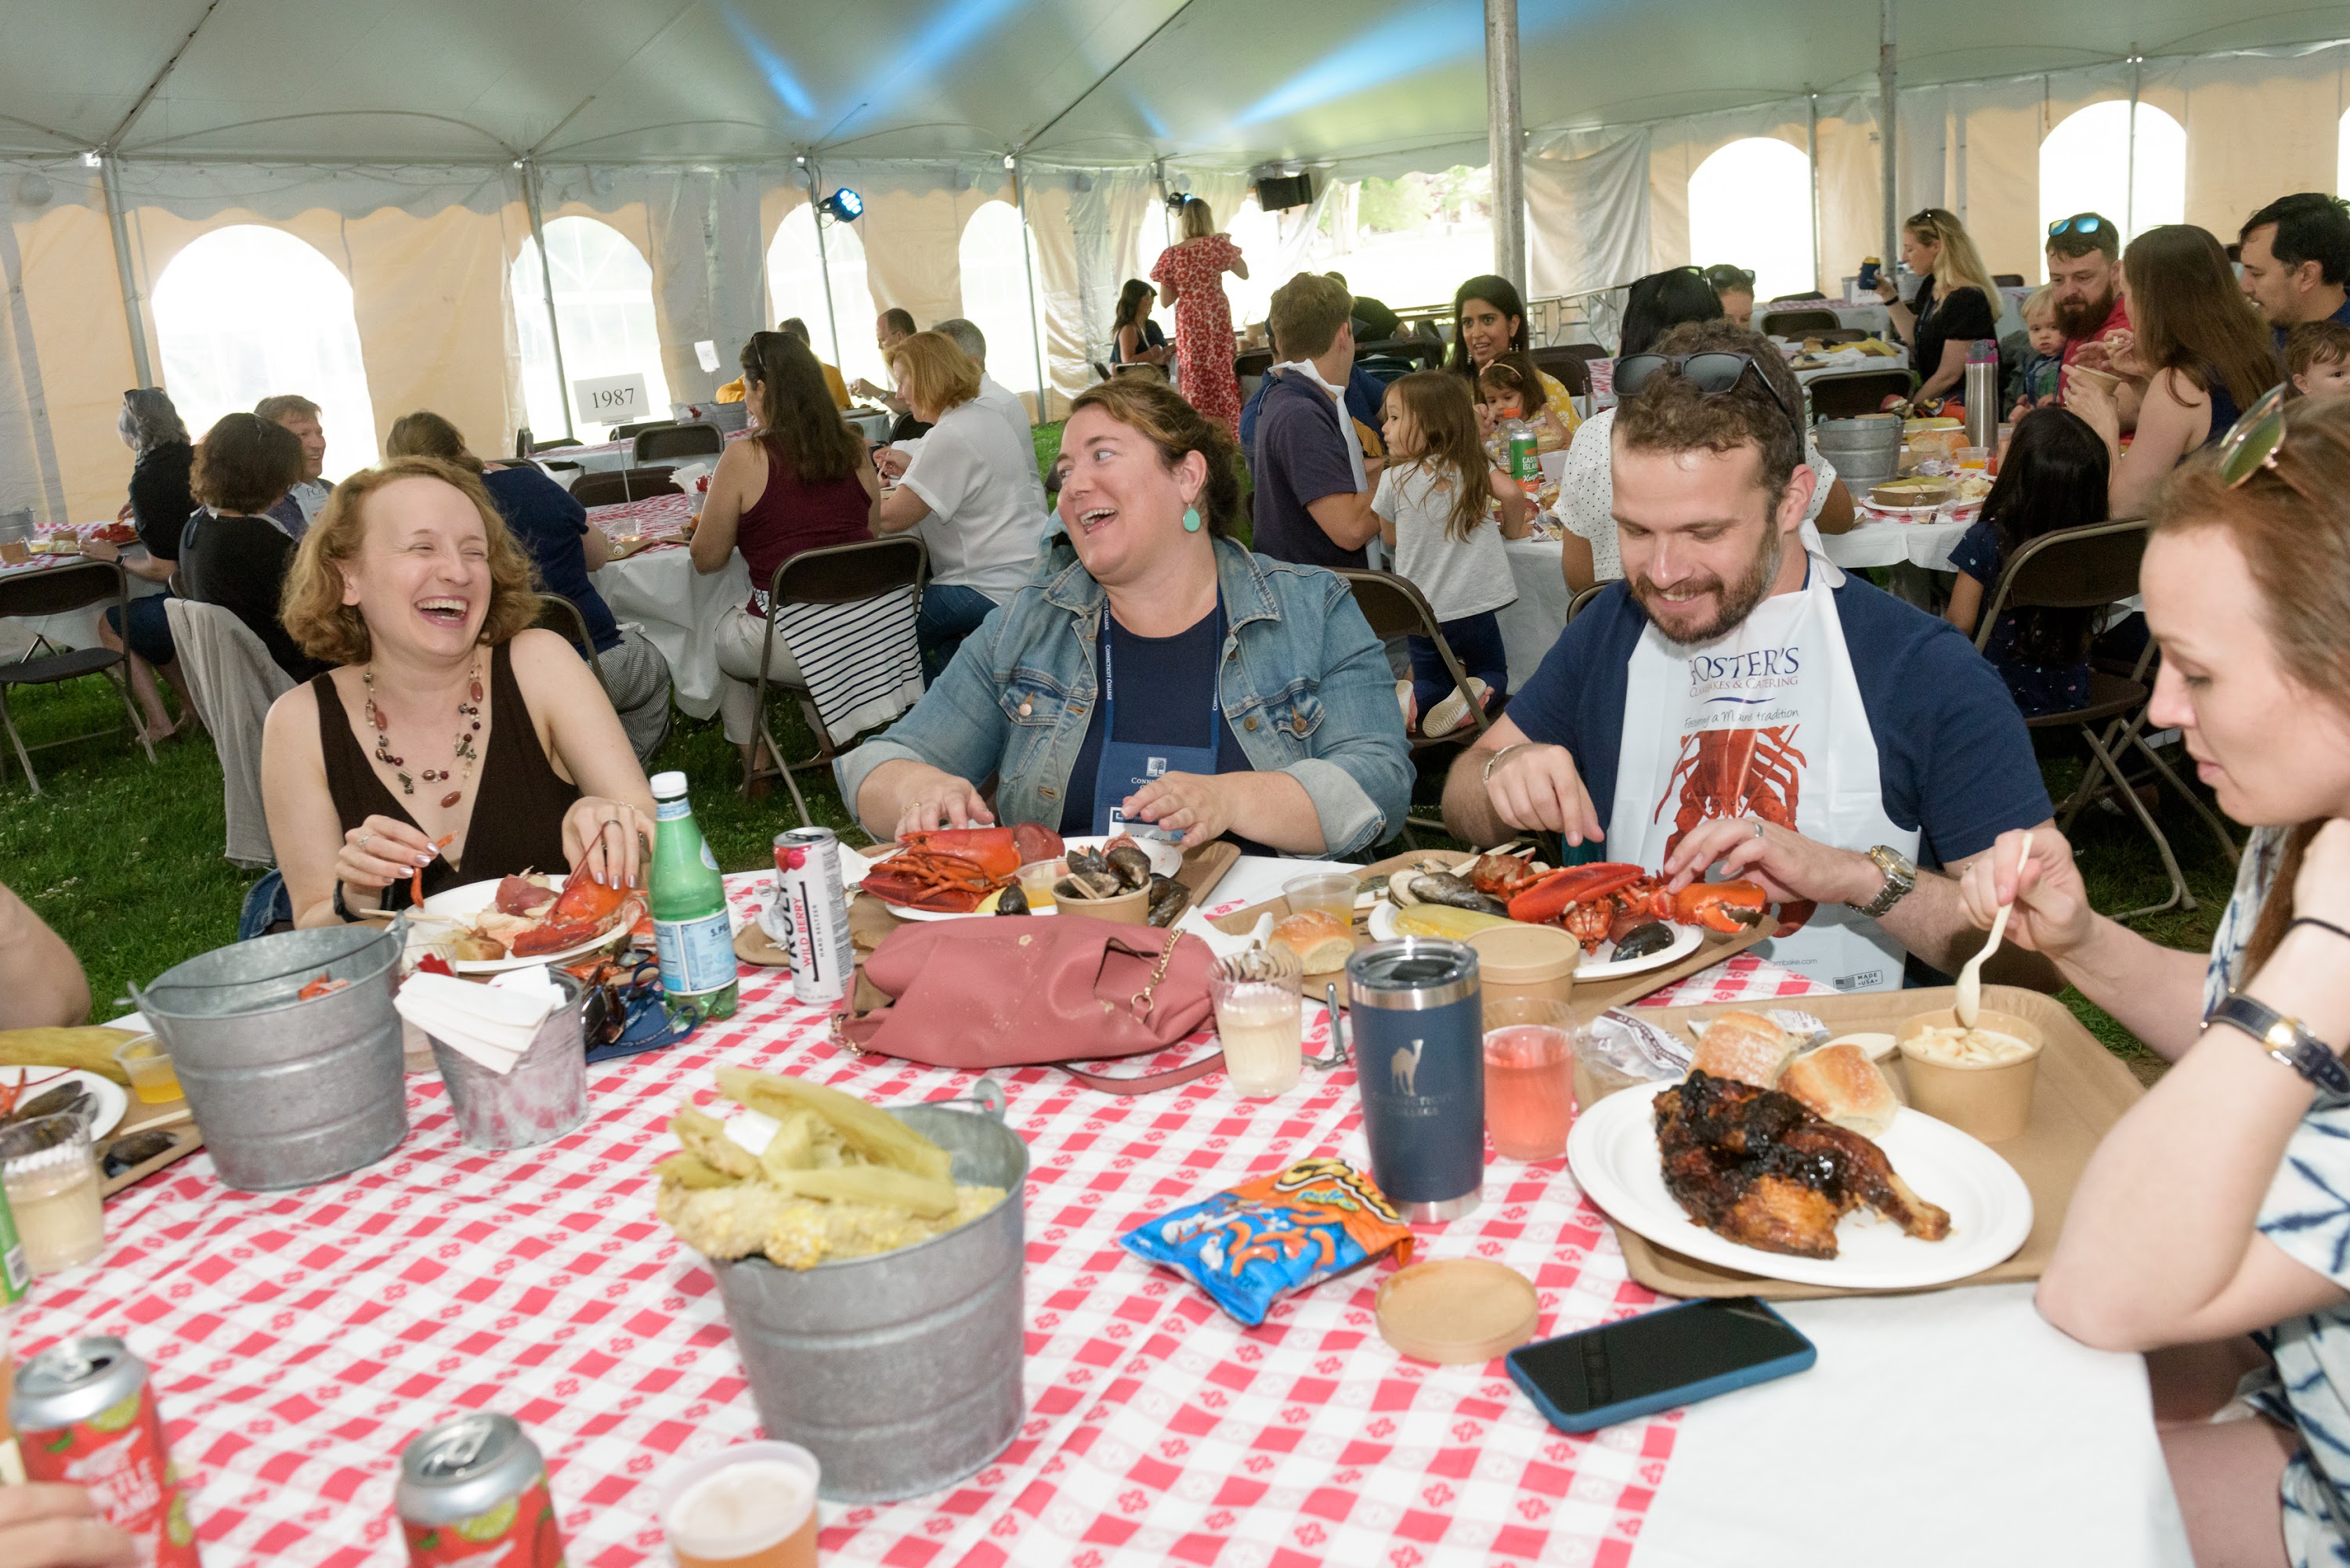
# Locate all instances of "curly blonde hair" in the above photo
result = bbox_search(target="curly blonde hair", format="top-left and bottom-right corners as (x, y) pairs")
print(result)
(280, 457), (541, 666)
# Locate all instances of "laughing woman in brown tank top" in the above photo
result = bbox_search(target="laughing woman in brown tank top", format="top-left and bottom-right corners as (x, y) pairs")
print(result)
(260, 457), (656, 927)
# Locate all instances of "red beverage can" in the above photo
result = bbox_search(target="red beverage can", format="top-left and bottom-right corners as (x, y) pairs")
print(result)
(774, 827), (853, 1006)
(397, 1411), (566, 1566)
(10, 1335), (201, 1564)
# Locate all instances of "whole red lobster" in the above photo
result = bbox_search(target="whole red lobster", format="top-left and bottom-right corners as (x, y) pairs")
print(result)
(862, 824), (1064, 913)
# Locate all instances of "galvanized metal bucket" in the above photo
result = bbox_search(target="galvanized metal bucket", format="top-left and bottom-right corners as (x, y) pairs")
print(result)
(428, 973), (589, 1152)
(710, 1093), (1027, 1504)
(129, 923), (408, 1192)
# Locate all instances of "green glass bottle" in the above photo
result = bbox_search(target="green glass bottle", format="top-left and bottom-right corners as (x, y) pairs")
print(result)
(649, 770), (737, 1022)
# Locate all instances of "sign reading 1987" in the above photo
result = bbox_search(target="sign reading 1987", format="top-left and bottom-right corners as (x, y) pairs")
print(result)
(573, 372), (649, 426)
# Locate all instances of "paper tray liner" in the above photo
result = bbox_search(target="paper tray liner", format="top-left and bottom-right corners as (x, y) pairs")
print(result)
(1589, 985), (2140, 1300)
(1207, 844), (1777, 1006)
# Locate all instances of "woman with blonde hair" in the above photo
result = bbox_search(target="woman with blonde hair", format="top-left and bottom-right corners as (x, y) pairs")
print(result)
(874, 330), (1050, 677)
(260, 457), (653, 927)
(1958, 392), (2350, 1566)
(1877, 207), (2004, 403)
(1149, 197), (1249, 432)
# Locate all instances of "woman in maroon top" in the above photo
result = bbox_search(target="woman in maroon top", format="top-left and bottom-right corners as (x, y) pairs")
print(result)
(692, 330), (881, 775)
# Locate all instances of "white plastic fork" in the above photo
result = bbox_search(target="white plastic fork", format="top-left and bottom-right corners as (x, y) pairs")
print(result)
(1954, 829), (2034, 1029)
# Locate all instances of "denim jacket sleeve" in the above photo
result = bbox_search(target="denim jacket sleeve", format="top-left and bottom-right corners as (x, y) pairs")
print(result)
(1288, 573), (1412, 854)
(833, 602), (1014, 816)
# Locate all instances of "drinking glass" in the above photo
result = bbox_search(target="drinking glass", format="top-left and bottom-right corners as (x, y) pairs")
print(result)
(1212, 951), (1303, 1097)
(0, 1114), (104, 1275)
(660, 1440), (821, 1567)
(1481, 996), (1577, 1161)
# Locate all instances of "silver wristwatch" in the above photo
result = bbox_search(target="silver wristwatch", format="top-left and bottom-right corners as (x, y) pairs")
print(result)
(1854, 845), (1917, 919)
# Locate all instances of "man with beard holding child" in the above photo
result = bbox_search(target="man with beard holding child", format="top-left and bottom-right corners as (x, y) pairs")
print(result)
(1442, 323), (2056, 995)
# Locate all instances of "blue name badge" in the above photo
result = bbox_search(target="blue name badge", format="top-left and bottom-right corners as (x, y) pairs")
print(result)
(1104, 807), (1184, 844)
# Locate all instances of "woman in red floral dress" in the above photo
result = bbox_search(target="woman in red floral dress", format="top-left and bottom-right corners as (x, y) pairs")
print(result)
(1150, 198), (1249, 433)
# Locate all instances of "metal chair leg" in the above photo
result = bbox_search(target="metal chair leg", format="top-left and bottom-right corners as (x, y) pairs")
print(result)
(2081, 723), (2191, 921)
(0, 687), (38, 796)
(2126, 728), (2238, 868)
(759, 710), (816, 829)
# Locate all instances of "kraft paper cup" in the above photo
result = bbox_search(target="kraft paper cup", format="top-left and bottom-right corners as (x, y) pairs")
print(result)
(1896, 1008), (2044, 1143)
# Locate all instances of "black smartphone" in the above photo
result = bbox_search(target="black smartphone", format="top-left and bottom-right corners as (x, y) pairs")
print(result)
(1506, 1296), (1816, 1433)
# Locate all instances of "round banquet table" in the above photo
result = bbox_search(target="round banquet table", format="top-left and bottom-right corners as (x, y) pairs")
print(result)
(583, 493), (743, 722)
(20, 854), (2184, 1566)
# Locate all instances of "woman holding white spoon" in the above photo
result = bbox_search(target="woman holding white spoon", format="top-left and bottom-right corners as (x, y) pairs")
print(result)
(1954, 389), (2350, 1568)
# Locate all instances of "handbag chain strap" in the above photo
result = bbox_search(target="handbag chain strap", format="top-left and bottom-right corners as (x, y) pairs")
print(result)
(1130, 928), (1185, 1018)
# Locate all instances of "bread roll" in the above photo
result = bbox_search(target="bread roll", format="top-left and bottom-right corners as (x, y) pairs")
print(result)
(1271, 909), (1353, 973)
(1690, 1011), (1797, 1089)
(1780, 1043), (1900, 1137)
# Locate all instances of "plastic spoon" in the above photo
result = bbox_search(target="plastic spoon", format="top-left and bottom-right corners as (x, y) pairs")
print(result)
(1954, 830), (2033, 1029)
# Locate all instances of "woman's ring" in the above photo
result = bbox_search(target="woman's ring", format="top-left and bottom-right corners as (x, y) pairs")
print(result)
(357, 831), (374, 850)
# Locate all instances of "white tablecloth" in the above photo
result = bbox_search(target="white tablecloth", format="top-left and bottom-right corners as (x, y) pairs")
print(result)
(581, 493), (744, 722)
(1819, 515), (1973, 573)
(1791, 345), (1911, 385)
(1762, 299), (1893, 338)
(1499, 534), (1572, 691)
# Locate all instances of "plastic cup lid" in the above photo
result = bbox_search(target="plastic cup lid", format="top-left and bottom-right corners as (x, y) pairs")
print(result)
(1375, 1258), (1539, 1365)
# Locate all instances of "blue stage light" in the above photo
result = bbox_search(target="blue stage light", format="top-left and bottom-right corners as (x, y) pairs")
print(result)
(820, 188), (864, 222)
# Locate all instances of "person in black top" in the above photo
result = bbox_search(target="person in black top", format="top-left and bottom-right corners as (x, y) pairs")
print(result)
(179, 413), (331, 684)
(1329, 273), (1401, 342)
(1109, 279), (1172, 372)
(87, 388), (198, 739)
(385, 410), (673, 762)
(1877, 208), (2003, 404)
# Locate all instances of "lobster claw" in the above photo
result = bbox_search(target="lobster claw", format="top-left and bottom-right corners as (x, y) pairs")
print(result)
(1672, 880), (1770, 933)
(1505, 862), (1645, 927)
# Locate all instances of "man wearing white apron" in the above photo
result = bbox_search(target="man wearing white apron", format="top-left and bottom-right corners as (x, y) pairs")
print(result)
(1441, 325), (2057, 993)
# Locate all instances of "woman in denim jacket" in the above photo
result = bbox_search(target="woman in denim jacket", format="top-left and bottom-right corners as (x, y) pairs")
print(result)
(837, 377), (1411, 855)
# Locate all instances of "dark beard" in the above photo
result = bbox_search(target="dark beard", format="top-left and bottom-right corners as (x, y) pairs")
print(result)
(1631, 524), (1785, 648)
(2053, 286), (2116, 340)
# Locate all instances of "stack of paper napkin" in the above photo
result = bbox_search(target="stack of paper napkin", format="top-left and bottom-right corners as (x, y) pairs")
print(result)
(393, 966), (565, 1075)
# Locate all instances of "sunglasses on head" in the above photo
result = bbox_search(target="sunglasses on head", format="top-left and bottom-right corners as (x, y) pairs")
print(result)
(2048, 214), (2106, 239)
(1702, 264), (1756, 291)
(2213, 381), (2316, 500)
(1613, 351), (1802, 439)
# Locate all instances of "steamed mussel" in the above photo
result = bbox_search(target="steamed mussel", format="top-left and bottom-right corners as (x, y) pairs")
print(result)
(103, 1128), (178, 1180)
(9, 1080), (93, 1127)
(1145, 874), (1192, 927)
(995, 881), (1031, 916)
(1104, 841), (1153, 892)
(1395, 871), (1506, 916)
(1611, 921), (1677, 961)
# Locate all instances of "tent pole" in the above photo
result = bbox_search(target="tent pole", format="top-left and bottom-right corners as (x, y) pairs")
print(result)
(98, 155), (154, 389)
(807, 161), (842, 380)
(1484, 0), (1526, 294)
(522, 161), (575, 442)
(1014, 158), (1050, 423)
(1807, 92), (1823, 293)
(2125, 46), (2142, 240)
(1879, 0), (1898, 271)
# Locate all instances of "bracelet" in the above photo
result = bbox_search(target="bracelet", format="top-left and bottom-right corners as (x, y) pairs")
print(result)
(2290, 916), (2350, 948)
(1482, 743), (1535, 788)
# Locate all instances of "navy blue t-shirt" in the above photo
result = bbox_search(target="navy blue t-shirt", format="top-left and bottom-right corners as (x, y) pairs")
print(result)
(1060, 607), (1264, 854)
(2273, 294), (2350, 353)
(1948, 518), (2092, 719)
(1249, 372), (1367, 572)
(1506, 573), (2051, 871)
(483, 466), (622, 652)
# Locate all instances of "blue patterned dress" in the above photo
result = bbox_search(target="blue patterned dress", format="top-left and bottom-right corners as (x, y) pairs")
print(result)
(2205, 826), (2350, 1566)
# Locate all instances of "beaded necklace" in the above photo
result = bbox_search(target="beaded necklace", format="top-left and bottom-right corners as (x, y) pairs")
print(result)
(363, 653), (483, 809)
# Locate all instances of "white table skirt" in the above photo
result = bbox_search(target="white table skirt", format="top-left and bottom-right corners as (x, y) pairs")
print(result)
(588, 547), (749, 722)
(1498, 535), (1572, 692)
(1819, 516), (1972, 573)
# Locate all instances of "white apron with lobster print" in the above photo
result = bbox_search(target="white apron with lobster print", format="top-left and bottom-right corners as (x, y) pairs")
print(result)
(1606, 548), (1920, 993)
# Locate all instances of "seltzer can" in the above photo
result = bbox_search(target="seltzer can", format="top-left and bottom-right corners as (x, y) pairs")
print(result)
(11, 1335), (201, 1564)
(397, 1411), (566, 1567)
(775, 827), (855, 1006)
(1507, 430), (1539, 497)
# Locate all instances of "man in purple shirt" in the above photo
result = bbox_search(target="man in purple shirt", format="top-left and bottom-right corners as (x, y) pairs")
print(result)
(1249, 273), (1382, 569)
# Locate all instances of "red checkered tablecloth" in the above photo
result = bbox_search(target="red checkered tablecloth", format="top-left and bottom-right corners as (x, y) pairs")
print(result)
(15, 873), (1828, 1566)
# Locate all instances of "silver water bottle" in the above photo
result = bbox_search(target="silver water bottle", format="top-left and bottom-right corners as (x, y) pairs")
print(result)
(1963, 340), (2000, 450)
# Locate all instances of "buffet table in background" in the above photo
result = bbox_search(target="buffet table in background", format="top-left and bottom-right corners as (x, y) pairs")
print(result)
(16, 857), (2186, 1566)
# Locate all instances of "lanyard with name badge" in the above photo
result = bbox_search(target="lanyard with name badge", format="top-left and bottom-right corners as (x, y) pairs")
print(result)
(1091, 596), (1224, 839)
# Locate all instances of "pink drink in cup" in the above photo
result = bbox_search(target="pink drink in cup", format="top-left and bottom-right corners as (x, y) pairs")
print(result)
(1482, 998), (1576, 1161)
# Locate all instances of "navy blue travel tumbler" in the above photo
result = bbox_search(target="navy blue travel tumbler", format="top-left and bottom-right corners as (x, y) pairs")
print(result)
(1347, 939), (1484, 1222)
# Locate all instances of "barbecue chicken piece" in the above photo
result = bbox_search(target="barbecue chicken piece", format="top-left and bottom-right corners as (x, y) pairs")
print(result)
(1654, 1070), (1950, 1259)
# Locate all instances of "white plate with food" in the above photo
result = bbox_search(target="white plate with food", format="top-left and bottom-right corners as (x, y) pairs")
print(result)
(419, 875), (641, 974)
(2, 1068), (127, 1141)
(1365, 901), (1702, 979)
(1567, 1077), (2033, 1288)
(874, 833), (1178, 921)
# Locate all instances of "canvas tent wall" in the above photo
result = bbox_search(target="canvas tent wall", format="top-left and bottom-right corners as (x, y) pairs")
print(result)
(5, 1), (2350, 526)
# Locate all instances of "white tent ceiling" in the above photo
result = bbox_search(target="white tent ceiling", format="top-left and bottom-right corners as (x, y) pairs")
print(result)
(5, 0), (2348, 172)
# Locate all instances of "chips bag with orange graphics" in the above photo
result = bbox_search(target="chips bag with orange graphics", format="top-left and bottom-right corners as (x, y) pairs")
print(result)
(1119, 1157), (1413, 1326)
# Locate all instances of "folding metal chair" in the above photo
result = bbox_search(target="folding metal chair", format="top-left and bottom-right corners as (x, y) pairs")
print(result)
(1528, 346), (1590, 398)
(609, 420), (670, 442)
(1762, 308), (1842, 336)
(1337, 569), (1493, 840)
(1973, 518), (2229, 919)
(1565, 583), (1607, 624)
(0, 560), (157, 794)
(749, 537), (929, 827)
(1806, 369), (1915, 419)
(633, 422), (725, 464)
(530, 594), (609, 692)
(569, 468), (683, 508)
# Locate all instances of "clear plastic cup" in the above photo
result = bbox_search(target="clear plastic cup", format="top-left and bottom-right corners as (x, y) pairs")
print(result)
(1958, 445), (1990, 471)
(0, 1114), (104, 1275)
(1282, 872), (1358, 923)
(1213, 952), (1303, 1097)
(1014, 859), (1061, 915)
(659, 1440), (821, 1567)
(112, 1035), (183, 1104)
(1482, 996), (1577, 1161)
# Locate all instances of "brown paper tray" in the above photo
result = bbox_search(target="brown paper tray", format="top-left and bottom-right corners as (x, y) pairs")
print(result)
(1209, 845), (1777, 1003)
(1590, 985), (2141, 1300)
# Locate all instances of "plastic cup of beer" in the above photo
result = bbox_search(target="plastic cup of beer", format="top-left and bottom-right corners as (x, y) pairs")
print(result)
(1282, 872), (1358, 923)
(1212, 949), (1303, 1097)
(1958, 445), (1990, 471)
(112, 1035), (182, 1104)
(0, 1114), (104, 1275)
(1014, 859), (1061, 915)
(660, 1440), (820, 1567)
(1481, 996), (1578, 1162)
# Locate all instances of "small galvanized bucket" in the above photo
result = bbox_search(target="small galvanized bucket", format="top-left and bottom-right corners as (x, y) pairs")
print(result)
(427, 973), (589, 1151)
(130, 923), (407, 1192)
(710, 1089), (1027, 1504)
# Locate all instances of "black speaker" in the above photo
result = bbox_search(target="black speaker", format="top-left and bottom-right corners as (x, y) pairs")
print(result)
(1254, 171), (1315, 211)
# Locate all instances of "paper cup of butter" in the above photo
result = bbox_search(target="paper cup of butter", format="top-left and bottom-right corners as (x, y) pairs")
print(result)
(1895, 1008), (2044, 1142)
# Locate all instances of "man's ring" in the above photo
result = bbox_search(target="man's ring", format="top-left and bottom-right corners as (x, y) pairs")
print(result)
(1751, 819), (1764, 840)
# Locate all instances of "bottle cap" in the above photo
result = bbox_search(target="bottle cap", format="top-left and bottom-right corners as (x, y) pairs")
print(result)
(650, 770), (688, 799)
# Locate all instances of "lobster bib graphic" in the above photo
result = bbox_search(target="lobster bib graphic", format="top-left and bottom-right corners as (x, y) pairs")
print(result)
(1607, 548), (1918, 992)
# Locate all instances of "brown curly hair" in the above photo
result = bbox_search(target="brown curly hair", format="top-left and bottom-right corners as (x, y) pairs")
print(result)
(280, 457), (541, 666)
(1062, 376), (1239, 537)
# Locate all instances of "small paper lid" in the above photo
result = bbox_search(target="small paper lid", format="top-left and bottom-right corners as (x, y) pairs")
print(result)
(1466, 923), (1580, 985)
(1375, 1259), (1540, 1365)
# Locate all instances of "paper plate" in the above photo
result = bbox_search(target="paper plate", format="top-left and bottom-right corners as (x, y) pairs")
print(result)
(420, 878), (633, 974)
(1365, 902), (1700, 979)
(1567, 1079), (2032, 1289)
(1, 1068), (126, 1141)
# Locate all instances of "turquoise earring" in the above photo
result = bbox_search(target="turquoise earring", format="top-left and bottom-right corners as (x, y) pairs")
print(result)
(1181, 505), (1202, 533)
